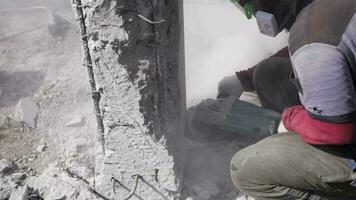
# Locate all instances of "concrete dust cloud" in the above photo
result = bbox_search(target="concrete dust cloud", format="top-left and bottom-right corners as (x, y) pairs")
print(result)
(184, 0), (288, 106)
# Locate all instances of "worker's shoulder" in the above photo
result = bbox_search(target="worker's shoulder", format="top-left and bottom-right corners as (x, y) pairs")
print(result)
(289, 0), (356, 55)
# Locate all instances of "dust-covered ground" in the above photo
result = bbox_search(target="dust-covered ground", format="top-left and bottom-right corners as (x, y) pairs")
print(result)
(0, 1), (99, 199)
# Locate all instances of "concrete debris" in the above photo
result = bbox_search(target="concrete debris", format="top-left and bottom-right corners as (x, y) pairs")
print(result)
(0, 2), (99, 200)
(27, 165), (95, 200)
(0, 114), (8, 130)
(14, 98), (39, 128)
(48, 12), (71, 40)
(0, 177), (16, 200)
(0, 159), (16, 176)
(9, 186), (28, 200)
(0, 160), (27, 200)
(0, 191), (10, 200)
(11, 173), (27, 184)
(157, 168), (177, 191)
(64, 115), (84, 127)
(26, 187), (43, 200)
(36, 144), (47, 153)
(65, 166), (92, 183)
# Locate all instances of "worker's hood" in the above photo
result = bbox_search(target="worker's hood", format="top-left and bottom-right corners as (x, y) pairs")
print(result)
(254, 0), (313, 31)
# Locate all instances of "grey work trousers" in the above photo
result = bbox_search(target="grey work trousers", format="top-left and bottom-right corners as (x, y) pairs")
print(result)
(230, 57), (356, 199)
(231, 133), (356, 200)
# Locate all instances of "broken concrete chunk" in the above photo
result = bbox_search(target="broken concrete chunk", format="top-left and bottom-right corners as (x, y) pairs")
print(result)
(157, 168), (178, 192)
(11, 173), (27, 184)
(0, 190), (10, 200)
(9, 186), (29, 200)
(36, 144), (47, 153)
(0, 159), (16, 176)
(36, 145), (45, 153)
(0, 114), (8, 130)
(14, 97), (39, 128)
(27, 187), (43, 200)
(65, 115), (84, 127)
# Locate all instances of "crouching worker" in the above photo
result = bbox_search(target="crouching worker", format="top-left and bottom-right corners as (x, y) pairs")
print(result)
(225, 0), (356, 199)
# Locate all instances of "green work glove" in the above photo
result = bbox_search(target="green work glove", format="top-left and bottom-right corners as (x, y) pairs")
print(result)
(185, 97), (237, 142)
(218, 75), (244, 99)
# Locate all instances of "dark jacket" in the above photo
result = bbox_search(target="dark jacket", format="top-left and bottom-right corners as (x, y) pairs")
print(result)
(239, 0), (356, 144)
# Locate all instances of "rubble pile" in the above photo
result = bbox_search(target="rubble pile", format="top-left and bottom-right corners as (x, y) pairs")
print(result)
(0, 1), (97, 199)
(0, 159), (27, 200)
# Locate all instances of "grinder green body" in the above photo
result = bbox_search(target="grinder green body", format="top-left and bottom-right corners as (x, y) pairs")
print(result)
(223, 99), (281, 138)
(186, 96), (281, 142)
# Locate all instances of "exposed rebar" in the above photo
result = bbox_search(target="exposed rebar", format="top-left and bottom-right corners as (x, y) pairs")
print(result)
(72, 0), (105, 154)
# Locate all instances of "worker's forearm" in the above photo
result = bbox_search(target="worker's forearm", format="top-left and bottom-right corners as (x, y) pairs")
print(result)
(236, 46), (290, 92)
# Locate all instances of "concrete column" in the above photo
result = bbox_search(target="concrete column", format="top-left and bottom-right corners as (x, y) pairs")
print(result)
(86, 0), (186, 199)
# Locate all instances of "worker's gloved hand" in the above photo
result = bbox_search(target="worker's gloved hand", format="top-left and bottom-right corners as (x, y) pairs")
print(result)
(192, 98), (234, 129)
(218, 75), (244, 99)
(185, 97), (236, 143)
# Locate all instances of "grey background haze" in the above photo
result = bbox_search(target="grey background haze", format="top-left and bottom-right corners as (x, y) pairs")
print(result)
(0, 0), (288, 106)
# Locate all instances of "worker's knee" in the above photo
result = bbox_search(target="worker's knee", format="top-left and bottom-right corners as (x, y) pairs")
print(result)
(230, 150), (248, 192)
(230, 134), (299, 194)
(230, 146), (265, 194)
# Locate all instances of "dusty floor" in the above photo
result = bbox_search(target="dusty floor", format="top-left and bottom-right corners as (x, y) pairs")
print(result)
(0, 118), (41, 174)
(0, 3), (98, 198)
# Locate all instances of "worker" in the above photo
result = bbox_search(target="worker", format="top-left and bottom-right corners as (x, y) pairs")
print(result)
(222, 0), (356, 199)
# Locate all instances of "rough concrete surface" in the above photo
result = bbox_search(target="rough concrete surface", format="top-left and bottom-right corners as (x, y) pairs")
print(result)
(85, 0), (186, 199)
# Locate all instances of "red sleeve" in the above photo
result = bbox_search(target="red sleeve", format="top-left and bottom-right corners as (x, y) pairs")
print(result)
(236, 47), (290, 92)
(282, 105), (356, 145)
